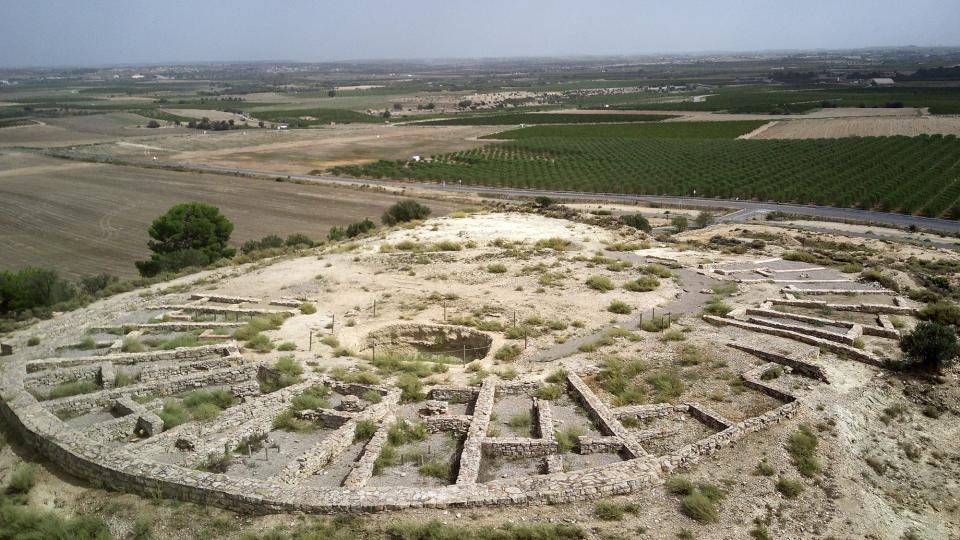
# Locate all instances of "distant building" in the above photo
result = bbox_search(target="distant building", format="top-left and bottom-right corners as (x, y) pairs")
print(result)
(867, 77), (895, 86)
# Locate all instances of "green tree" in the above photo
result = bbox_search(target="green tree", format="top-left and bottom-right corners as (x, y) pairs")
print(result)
(534, 196), (554, 208)
(327, 90), (336, 97)
(135, 202), (235, 277)
(621, 214), (651, 232)
(899, 321), (959, 371)
(382, 200), (431, 225)
(146, 120), (160, 128)
(671, 215), (689, 233)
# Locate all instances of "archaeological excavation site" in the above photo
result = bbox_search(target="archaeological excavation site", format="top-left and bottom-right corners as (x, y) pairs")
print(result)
(1, 207), (958, 538)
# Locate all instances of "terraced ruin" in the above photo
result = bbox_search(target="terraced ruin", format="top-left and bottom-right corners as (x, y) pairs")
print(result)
(0, 210), (955, 538)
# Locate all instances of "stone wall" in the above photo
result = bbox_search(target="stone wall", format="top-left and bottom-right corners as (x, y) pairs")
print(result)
(744, 316), (855, 345)
(726, 343), (829, 382)
(768, 298), (918, 316)
(428, 386), (478, 403)
(481, 437), (556, 458)
(425, 415), (472, 434)
(612, 403), (688, 419)
(342, 415), (394, 488)
(26, 343), (239, 372)
(139, 356), (243, 382)
(24, 363), (102, 388)
(455, 377), (496, 485)
(566, 373), (645, 458)
(578, 436), (624, 455)
(533, 398), (553, 440)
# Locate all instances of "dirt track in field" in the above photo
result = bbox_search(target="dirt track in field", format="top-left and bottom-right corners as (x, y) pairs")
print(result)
(0, 152), (461, 278)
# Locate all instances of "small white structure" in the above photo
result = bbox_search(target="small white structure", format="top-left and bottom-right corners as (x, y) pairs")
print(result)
(411, 155), (421, 162)
(868, 77), (895, 86)
(277, 124), (288, 130)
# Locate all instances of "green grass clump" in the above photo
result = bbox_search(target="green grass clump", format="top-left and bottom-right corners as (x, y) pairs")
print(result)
(121, 337), (144, 353)
(232, 313), (287, 341)
(534, 383), (565, 401)
(277, 341), (297, 351)
(623, 276), (659, 292)
(545, 368), (568, 384)
(486, 263), (508, 274)
(760, 366), (784, 380)
(387, 420), (428, 446)
(361, 390), (383, 404)
(273, 409), (316, 432)
(354, 419), (378, 441)
(47, 380), (98, 400)
(776, 477), (804, 499)
(555, 426), (585, 453)
(26, 336), (40, 347)
(607, 300), (633, 314)
(4, 463), (37, 496)
(384, 520), (584, 540)
(259, 356), (304, 393)
(586, 276), (615, 291)
(597, 355), (648, 406)
(113, 371), (136, 387)
(646, 370), (685, 403)
(157, 334), (199, 350)
(397, 373), (425, 402)
(158, 389), (236, 429)
(246, 333), (274, 353)
(665, 476), (694, 495)
(157, 401), (188, 430)
(680, 491), (719, 523)
(76, 337), (97, 350)
(659, 328), (686, 342)
(418, 459), (452, 481)
(494, 344), (522, 361)
(594, 500), (640, 521)
(290, 385), (330, 411)
(299, 302), (317, 314)
(787, 424), (821, 477)
(535, 237), (574, 251)
(754, 460), (775, 476)
(703, 296), (733, 316)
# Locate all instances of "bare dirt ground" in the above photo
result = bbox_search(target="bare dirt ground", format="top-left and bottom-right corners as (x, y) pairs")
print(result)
(0, 151), (462, 278)
(0, 112), (159, 147)
(53, 123), (500, 173)
(2, 210), (958, 539)
(162, 109), (250, 122)
(751, 116), (960, 139)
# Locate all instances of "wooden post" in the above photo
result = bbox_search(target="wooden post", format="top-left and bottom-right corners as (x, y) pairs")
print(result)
(443, 302), (446, 322)
(372, 344), (376, 362)
(331, 314), (335, 333)
(667, 312), (671, 328)
(462, 344), (466, 363)
(638, 313), (643, 329)
(373, 299), (377, 317)
(524, 330), (528, 349)
(309, 331), (313, 351)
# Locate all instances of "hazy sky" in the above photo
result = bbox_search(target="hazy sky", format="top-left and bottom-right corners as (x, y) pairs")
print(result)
(1, 0), (959, 67)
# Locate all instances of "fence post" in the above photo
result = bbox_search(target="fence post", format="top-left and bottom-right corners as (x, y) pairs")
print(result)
(309, 331), (313, 351)
(331, 314), (335, 333)
(372, 344), (376, 362)
(373, 299), (377, 317)
(443, 302), (446, 322)
(462, 344), (466, 363)
(667, 312), (671, 328)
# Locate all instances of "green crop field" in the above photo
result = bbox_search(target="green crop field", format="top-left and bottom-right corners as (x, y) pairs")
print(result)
(413, 112), (674, 126)
(485, 120), (765, 140)
(574, 85), (960, 115)
(331, 134), (960, 218)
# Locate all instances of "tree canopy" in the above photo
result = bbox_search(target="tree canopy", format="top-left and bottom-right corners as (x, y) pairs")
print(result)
(136, 202), (235, 277)
(382, 200), (431, 225)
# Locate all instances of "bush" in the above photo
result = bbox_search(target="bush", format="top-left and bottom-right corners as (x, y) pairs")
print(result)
(534, 383), (565, 401)
(694, 211), (715, 228)
(0, 267), (77, 317)
(495, 344), (522, 361)
(534, 196), (554, 208)
(660, 328), (685, 342)
(299, 302), (317, 314)
(787, 424), (821, 477)
(135, 202), (235, 277)
(555, 426), (585, 453)
(671, 215), (689, 233)
(0, 500), (111, 538)
(273, 409), (316, 432)
(277, 341), (297, 351)
(665, 476), (694, 495)
(259, 356), (304, 393)
(703, 297), (732, 316)
(586, 276), (615, 291)
(382, 200), (431, 225)
(26, 336), (40, 347)
(624, 276), (659, 292)
(646, 370), (684, 402)
(594, 500), (638, 521)
(535, 237), (573, 251)
(919, 302), (960, 327)
(487, 263), (508, 274)
(290, 385), (330, 410)
(285, 233), (314, 247)
(621, 213), (651, 232)
(345, 218), (376, 238)
(246, 333), (274, 353)
(419, 459), (452, 481)
(899, 321), (959, 371)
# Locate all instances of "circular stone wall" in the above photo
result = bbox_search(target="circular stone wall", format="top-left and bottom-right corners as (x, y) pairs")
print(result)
(365, 323), (493, 361)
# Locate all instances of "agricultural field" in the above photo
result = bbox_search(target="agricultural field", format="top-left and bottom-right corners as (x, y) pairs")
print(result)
(413, 112), (675, 126)
(485, 120), (766, 140)
(575, 85), (960, 114)
(751, 116), (960, 139)
(332, 134), (960, 218)
(0, 151), (458, 278)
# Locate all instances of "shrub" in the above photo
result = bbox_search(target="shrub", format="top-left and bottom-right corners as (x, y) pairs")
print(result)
(419, 459), (452, 480)
(534, 383), (565, 401)
(546, 368), (568, 384)
(259, 356), (304, 393)
(646, 370), (684, 402)
(158, 400), (188, 430)
(671, 215), (688, 233)
(495, 344), (522, 361)
(776, 477), (804, 498)
(299, 302), (317, 314)
(291, 385), (330, 411)
(919, 301), (960, 327)
(382, 200), (431, 225)
(76, 336), (97, 350)
(277, 341), (297, 351)
(345, 218), (376, 238)
(623, 275), (659, 293)
(782, 250), (818, 264)
(156, 334), (199, 350)
(594, 500), (633, 521)
(787, 424), (821, 477)
(26, 336), (40, 347)
(703, 297), (732, 316)
(535, 237), (573, 251)
(361, 389), (383, 404)
(665, 476), (694, 495)
(608, 300), (632, 314)
(586, 276), (615, 291)
(695, 211), (715, 228)
(899, 321), (959, 371)
(660, 328), (685, 342)
(760, 366), (783, 380)
(755, 460), (775, 476)
(486, 263), (508, 274)
(534, 196), (554, 208)
(621, 213), (651, 232)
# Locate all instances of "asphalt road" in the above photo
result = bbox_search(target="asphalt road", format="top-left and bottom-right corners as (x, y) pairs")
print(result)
(56, 154), (960, 235)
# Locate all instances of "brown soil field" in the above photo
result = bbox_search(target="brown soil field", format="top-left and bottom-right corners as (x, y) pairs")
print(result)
(57, 123), (500, 173)
(750, 116), (960, 139)
(549, 107), (928, 122)
(0, 112), (161, 147)
(0, 151), (460, 279)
